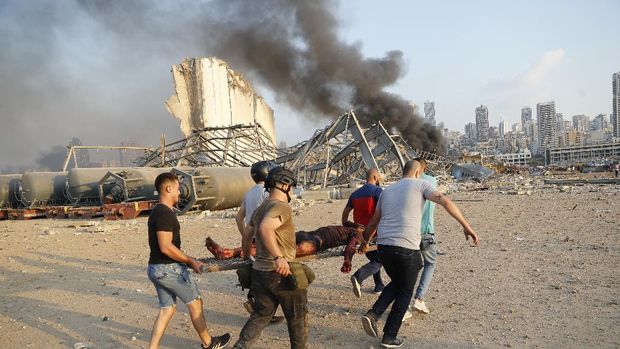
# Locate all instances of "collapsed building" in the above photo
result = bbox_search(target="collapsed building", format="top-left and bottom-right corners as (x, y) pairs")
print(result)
(0, 56), (477, 221)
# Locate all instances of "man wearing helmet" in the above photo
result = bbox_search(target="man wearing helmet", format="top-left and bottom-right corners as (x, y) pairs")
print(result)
(233, 166), (308, 349)
(235, 161), (276, 237)
(234, 160), (283, 322)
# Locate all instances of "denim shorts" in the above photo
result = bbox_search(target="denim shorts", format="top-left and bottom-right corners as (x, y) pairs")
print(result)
(147, 263), (201, 308)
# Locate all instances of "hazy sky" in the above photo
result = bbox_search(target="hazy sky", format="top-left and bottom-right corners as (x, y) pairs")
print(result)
(0, 0), (618, 169)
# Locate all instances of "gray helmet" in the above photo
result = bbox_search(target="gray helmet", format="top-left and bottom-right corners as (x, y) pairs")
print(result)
(250, 160), (277, 183)
(265, 166), (297, 190)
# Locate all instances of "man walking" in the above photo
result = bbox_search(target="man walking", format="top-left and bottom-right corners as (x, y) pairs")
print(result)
(234, 160), (278, 315)
(147, 172), (230, 349)
(233, 166), (307, 349)
(412, 158), (437, 314)
(359, 160), (479, 348)
(341, 168), (385, 296)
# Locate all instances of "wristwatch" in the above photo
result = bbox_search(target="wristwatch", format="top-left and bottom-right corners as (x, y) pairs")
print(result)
(273, 256), (284, 260)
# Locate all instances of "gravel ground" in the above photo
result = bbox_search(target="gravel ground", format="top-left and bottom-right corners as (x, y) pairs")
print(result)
(0, 179), (618, 348)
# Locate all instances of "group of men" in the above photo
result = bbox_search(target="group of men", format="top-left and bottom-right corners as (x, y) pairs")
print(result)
(145, 159), (479, 349)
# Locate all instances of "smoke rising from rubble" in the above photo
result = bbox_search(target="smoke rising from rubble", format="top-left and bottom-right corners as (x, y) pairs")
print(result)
(202, 0), (445, 153)
(0, 0), (443, 172)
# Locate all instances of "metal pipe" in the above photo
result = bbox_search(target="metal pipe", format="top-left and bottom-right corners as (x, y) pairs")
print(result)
(18, 172), (69, 207)
(172, 167), (254, 214)
(0, 174), (21, 208)
(66, 167), (129, 205)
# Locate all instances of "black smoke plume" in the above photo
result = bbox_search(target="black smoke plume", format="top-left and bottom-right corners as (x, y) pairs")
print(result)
(0, 0), (444, 171)
(202, 0), (445, 153)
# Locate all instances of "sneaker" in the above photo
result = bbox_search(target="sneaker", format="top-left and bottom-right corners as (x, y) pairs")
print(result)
(413, 299), (429, 314)
(401, 310), (412, 322)
(361, 311), (379, 338)
(381, 337), (405, 348)
(373, 285), (384, 294)
(202, 333), (232, 349)
(351, 275), (361, 298)
(243, 299), (254, 314)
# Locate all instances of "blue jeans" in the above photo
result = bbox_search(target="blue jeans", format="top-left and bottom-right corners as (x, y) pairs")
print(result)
(353, 250), (384, 289)
(369, 245), (423, 340)
(147, 263), (201, 308)
(415, 235), (437, 300)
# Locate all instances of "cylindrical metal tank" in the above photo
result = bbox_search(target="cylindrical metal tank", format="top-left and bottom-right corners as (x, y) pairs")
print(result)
(99, 167), (180, 204)
(66, 167), (128, 205)
(18, 172), (69, 207)
(0, 174), (22, 208)
(172, 167), (254, 214)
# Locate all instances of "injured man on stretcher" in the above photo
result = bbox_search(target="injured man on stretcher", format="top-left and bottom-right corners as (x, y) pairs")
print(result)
(205, 225), (366, 273)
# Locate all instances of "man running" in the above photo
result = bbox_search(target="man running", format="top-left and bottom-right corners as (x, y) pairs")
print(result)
(359, 160), (479, 348)
(146, 172), (230, 349)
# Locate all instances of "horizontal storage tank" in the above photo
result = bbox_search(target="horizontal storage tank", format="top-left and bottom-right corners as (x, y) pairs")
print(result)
(18, 172), (68, 207)
(66, 167), (128, 205)
(172, 167), (254, 214)
(0, 174), (22, 208)
(99, 167), (180, 204)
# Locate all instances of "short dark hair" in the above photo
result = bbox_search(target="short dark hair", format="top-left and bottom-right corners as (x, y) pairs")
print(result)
(403, 159), (422, 176)
(155, 172), (178, 194)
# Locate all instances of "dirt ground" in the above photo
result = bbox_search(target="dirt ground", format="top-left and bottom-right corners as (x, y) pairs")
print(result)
(1, 179), (619, 348)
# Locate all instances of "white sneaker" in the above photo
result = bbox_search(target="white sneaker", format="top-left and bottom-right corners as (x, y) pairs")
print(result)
(413, 299), (429, 314)
(401, 310), (413, 322)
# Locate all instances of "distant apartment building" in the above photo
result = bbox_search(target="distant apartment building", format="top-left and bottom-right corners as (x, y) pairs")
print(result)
(424, 100), (436, 127)
(465, 122), (478, 142)
(556, 113), (565, 133)
(521, 107), (532, 137)
(537, 101), (557, 152)
(613, 72), (620, 137)
(475, 105), (490, 142)
(529, 121), (540, 155)
(499, 120), (507, 138)
(493, 149), (532, 166)
(591, 113), (610, 131)
(572, 114), (590, 133)
(512, 123), (522, 133)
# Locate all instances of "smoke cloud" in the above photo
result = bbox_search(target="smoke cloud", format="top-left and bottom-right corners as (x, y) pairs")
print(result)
(0, 0), (443, 172)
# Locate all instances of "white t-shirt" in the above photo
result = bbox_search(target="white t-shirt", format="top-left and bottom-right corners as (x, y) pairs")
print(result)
(376, 178), (439, 250)
(243, 183), (270, 224)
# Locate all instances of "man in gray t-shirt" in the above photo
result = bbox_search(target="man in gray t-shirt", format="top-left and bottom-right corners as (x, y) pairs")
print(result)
(375, 177), (436, 250)
(359, 159), (480, 348)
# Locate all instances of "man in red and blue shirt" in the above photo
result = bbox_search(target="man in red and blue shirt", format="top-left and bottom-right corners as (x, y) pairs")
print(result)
(341, 168), (385, 297)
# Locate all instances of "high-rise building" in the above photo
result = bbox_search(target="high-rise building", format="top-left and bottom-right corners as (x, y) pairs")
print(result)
(424, 100), (436, 127)
(521, 107), (532, 127)
(613, 72), (620, 137)
(537, 101), (557, 152)
(572, 114), (590, 132)
(556, 113), (565, 133)
(529, 122), (540, 155)
(465, 122), (478, 142)
(475, 105), (489, 142)
(499, 120), (507, 138)
(591, 114), (610, 131)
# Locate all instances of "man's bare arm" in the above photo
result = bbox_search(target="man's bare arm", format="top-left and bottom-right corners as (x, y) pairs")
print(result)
(235, 204), (246, 235)
(358, 208), (381, 253)
(341, 206), (356, 227)
(426, 191), (480, 245)
(258, 216), (291, 276)
(157, 231), (204, 273)
(241, 224), (254, 259)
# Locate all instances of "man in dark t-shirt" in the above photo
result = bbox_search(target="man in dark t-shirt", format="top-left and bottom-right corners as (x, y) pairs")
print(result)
(146, 172), (231, 349)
